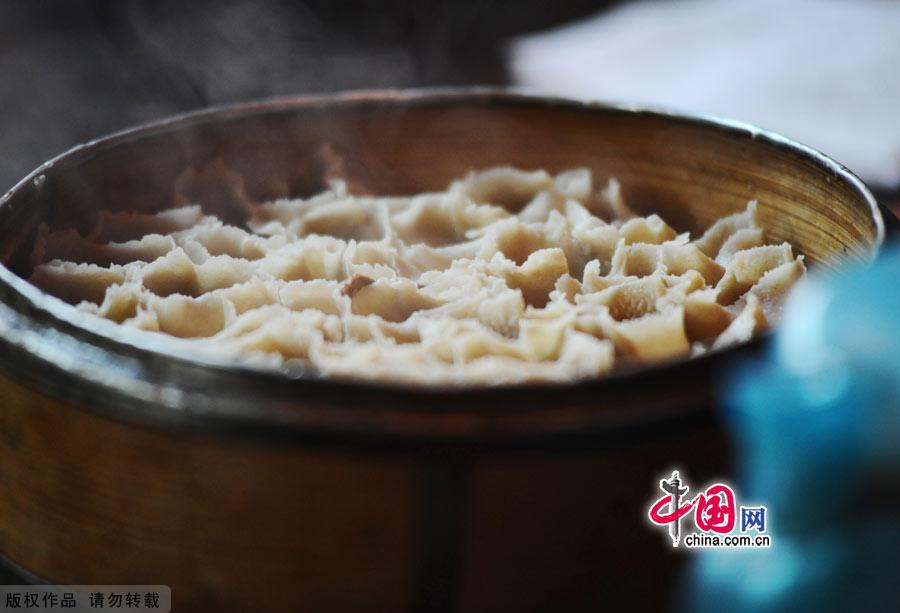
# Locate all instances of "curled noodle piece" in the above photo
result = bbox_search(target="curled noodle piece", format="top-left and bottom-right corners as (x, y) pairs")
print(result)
(744, 257), (807, 323)
(694, 201), (759, 258)
(30, 261), (126, 305)
(601, 306), (690, 363)
(144, 292), (233, 338)
(716, 243), (794, 305)
(350, 278), (443, 323)
(713, 295), (768, 349)
(451, 167), (553, 211)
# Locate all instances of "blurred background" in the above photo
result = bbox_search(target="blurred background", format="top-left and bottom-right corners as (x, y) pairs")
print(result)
(0, 0), (606, 192)
(2, 0), (899, 214)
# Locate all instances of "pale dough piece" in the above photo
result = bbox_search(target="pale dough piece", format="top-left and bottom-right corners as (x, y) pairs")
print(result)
(28, 167), (805, 385)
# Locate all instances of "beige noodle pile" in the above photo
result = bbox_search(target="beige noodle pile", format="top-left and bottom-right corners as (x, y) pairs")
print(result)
(29, 167), (805, 384)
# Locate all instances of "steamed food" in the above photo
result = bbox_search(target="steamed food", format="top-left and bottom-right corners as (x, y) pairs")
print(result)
(29, 166), (805, 384)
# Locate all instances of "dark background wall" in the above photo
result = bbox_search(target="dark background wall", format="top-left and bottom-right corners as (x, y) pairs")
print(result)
(0, 0), (619, 192)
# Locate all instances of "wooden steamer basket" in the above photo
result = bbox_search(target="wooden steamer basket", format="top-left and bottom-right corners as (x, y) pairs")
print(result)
(0, 91), (887, 612)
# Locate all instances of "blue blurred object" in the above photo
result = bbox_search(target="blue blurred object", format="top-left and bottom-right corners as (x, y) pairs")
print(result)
(688, 245), (900, 613)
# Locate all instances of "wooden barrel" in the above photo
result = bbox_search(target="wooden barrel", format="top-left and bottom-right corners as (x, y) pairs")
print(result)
(0, 91), (887, 612)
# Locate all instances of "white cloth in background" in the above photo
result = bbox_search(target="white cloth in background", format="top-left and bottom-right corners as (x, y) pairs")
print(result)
(510, 0), (900, 188)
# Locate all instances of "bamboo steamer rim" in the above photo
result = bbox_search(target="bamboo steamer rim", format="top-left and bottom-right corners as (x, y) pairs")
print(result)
(0, 88), (888, 447)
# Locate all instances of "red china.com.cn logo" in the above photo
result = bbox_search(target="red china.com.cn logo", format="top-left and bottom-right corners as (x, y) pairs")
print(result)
(647, 470), (771, 548)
